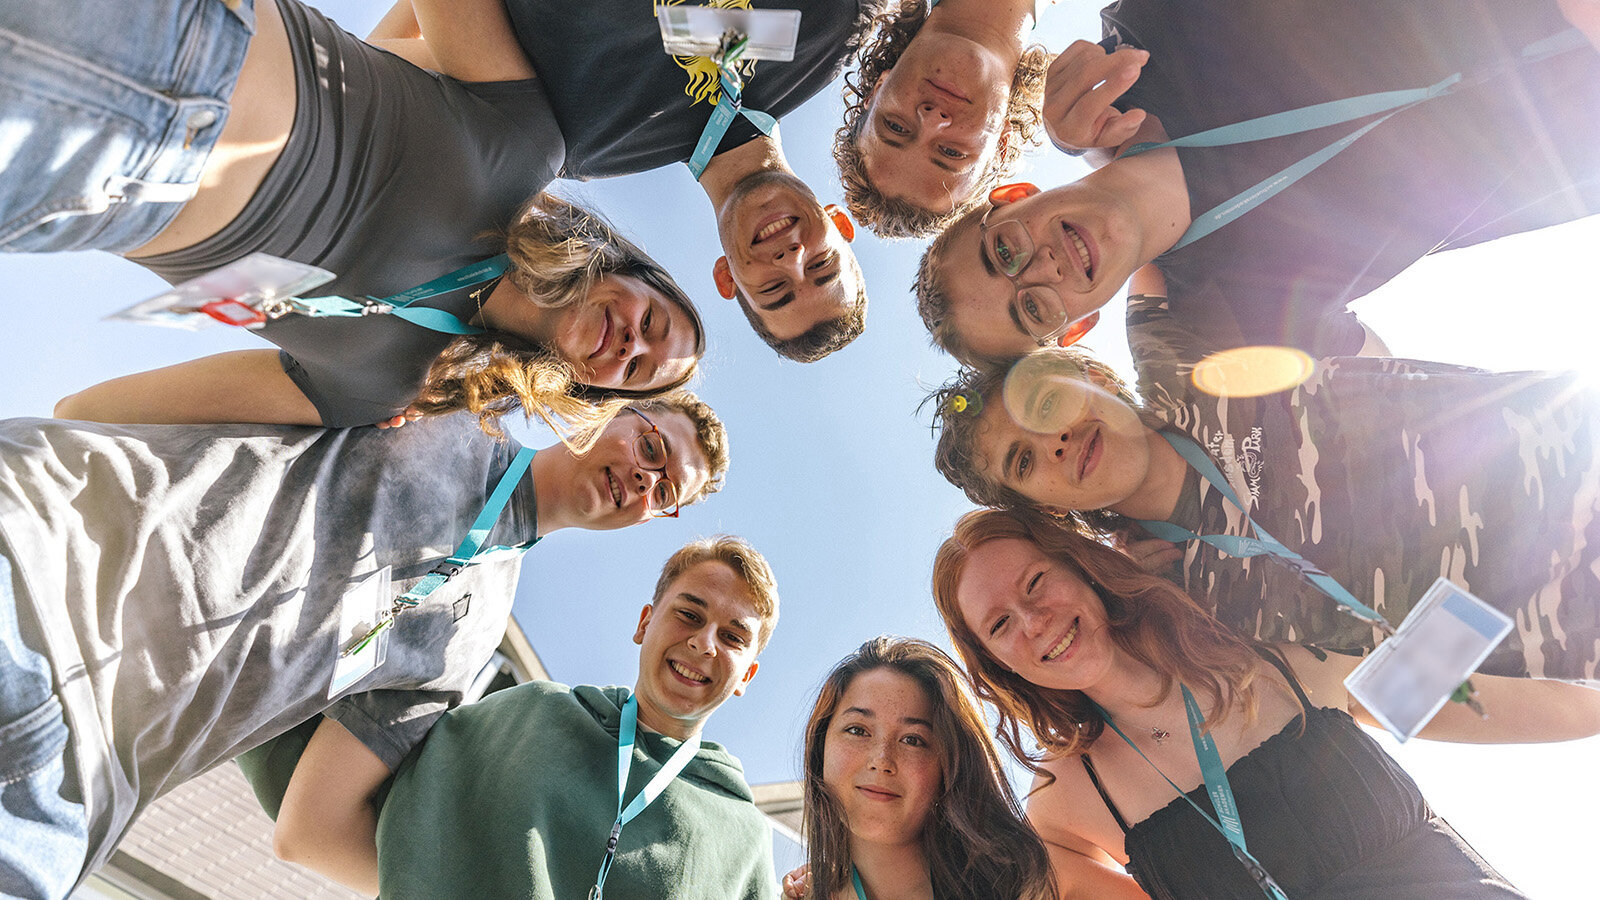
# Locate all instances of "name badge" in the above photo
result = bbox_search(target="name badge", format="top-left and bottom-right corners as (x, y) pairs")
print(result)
(106, 252), (334, 331)
(1344, 577), (1512, 741)
(328, 566), (393, 698)
(657, 6), (801, 61)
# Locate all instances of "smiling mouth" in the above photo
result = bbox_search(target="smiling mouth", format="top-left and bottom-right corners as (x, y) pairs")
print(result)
(1064, 224), (1094, 281)
(1078, 427), (1102, 483)
(754, 215), (799, 244)
(669, 660), (711, 684)
(605, 468), (623, 508)
(927, 78), (970, 103)
(1043, 618), (1081, 662)
(856, 784), (901, 801)
(590, 309), (613, 360)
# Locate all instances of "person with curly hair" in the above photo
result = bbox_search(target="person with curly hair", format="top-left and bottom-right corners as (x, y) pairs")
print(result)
(932, 508), (1600, 898)
(780, 636), (1058, 900)
(834, 0), (1051, 239)
(915, 0), (1600, 367)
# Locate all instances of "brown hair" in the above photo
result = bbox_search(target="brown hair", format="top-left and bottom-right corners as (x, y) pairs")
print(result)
(630, 391), (728, 506)
(926, 347), (1152, 538)
(651, 535), (779, 650)
(732, 250), (868, 362)
(835, 0), (1050, 239)
(803, 636), (1057, 900)
(930, 508), (1267, 772)
(410, 195), (706, 450)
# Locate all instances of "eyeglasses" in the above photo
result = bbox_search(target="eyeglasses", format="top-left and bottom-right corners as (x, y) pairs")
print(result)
(626, 408), (681, 518)
(979, 205), (1076, 347)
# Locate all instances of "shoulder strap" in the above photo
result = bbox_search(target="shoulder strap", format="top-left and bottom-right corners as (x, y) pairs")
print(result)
(1252, 645), (1315, 713)
(1079, 754), (1133, 835)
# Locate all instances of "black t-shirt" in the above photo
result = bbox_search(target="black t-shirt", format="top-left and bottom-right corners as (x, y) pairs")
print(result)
(1103, 0), (1600, 358)
(507, 0), (864, 179)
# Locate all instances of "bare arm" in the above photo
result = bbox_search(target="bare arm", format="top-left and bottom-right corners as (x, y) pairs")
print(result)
(274, 718), (391, 894)
(409, 0), (536, 82)
(366, 0), (440, 70)
(1278, 643), (1600, 744)
(1558, 0), (1600, 52)
(54, 350), (324, 426)
(1025, 769), (1151, 899)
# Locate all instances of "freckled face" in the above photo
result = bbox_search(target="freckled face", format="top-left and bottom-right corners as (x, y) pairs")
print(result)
(955, 538), (1116, 692)
(822, 668), (944, 848)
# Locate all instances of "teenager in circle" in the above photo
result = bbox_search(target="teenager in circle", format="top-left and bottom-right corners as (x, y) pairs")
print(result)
(931, 508), (1600, 898)
(0, 393), (726, 899)
(270, 537), (783, 899)
(782, 636), (1056, 900)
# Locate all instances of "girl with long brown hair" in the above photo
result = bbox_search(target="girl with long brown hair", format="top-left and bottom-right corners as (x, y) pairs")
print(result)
(931, 508), (1600, 899)
(789, 636), (1056, 900)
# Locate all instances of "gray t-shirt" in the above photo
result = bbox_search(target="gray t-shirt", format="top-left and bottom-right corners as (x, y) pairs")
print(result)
(0, 414), (536, 873)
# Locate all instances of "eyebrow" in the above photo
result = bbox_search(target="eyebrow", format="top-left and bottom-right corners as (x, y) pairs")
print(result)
(841, 707), (934, 729)
(873, 117), (909, 149)
(678, 592), (755, 638)
(1002, 441), (1021, 481)
(758, 290), (797, 312)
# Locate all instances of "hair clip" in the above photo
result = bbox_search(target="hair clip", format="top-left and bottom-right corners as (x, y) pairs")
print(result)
(947, 390), (983, 416)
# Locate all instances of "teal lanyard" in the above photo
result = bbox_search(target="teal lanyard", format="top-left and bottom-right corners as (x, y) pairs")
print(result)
(1095, 689), (1288, 900)
(590, 695), (704, 899)
(1135, 431), (1392, 635)
(340, 445), (538, 658)
(685, 35), (778, 179)
(1121, 28), (1588, 251)
(285, 254), (512, 335)
(851, 866), (868, 899)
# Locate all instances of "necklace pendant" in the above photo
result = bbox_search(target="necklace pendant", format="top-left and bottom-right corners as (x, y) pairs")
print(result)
(1151, 726), (1171, 746)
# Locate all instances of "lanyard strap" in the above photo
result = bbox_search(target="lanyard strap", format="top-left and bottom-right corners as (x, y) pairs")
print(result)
(1135, 431), (1392, 634)
(1095, 691), (1288, 900)
(591, 695), (704, 899)
(686, 35), (779, 180)
(1122, 27), (1587, 251)
(340, 445), (538, 658)
(851, 866), (868, 900)
(288, 254), (512, 335)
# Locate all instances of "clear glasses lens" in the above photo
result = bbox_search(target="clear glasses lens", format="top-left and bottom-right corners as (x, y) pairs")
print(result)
(632, 430), (680, 517)
(986, 219), (1032, 277)
(1017, 286), (1069, 341)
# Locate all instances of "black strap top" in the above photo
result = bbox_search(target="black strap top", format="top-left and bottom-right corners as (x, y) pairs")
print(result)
(1076, 648), (1524, 899)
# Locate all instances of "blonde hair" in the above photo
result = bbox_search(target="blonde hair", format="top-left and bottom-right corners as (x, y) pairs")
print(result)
(652, 536), (780, 650)
(411, 195), (706, 451)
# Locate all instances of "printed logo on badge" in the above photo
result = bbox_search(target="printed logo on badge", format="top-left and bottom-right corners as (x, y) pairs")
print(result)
(329, 566), (394, 698)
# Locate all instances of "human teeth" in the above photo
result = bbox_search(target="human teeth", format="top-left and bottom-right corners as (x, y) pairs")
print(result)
(607, 470), (623, 507)
(1066, 227), (1092, 279)
(756, 217), (797, 242)
(1044, 620), (1080, 661)
(670, 660), (709, 683)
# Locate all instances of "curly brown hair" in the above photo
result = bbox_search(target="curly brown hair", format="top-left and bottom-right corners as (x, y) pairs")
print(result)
(836, 0), (1050, 239)
(930, 508), (1270, 773)
(410, 196), (705, 451)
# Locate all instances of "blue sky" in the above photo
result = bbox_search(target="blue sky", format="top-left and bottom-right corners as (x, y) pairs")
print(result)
(3, 2), (1597, 896)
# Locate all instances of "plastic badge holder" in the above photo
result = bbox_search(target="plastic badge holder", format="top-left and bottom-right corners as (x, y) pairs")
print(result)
(105, 253), (336, 331)
(1344, 577), (1512, 742)
(657, 5), (801, 62)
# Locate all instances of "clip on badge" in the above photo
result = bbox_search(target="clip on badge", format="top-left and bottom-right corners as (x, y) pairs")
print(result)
(106, 252), (336, 331)
(657, 5), (801, 62)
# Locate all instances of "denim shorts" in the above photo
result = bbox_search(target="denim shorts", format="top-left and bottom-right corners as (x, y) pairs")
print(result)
(0, 553), (86, 900)
(0, 0), (256, 253)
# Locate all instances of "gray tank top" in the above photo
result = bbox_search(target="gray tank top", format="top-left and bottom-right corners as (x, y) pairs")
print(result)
(138, 0), (565, 425)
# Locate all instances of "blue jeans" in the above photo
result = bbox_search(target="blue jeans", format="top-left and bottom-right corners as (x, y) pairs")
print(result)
(0, 553), (86, 900)
(0, 0), (256, 253)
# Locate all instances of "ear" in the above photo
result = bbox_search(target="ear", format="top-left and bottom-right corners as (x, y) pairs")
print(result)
(988, 183), (1039, 206)
(1055, 311), (1101, 346)
(731, 659), (760, 697)
(712, 257), (736, 300)
(633, 604), (654, 645)
(823, 204), (856, 242)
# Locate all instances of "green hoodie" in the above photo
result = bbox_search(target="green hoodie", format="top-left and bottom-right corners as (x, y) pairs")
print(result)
(376, 682), (779, 899)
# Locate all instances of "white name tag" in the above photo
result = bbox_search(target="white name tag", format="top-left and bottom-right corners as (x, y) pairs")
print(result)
(328, 566), (393, 698)
(1344, 577), (1512, 742)
(105, 252), (334, 331)
(657, 6), (801, 62)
